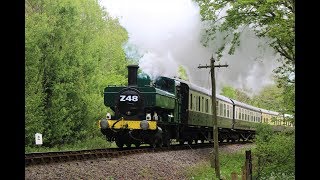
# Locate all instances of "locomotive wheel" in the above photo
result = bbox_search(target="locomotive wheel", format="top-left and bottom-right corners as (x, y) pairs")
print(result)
(157, 138), (163, 148)
(116, 140), (124, 148)
(162, 131), (170, 147)
(126, 143), (132, 148)
(163, 137), (170, 147)
(134, 142), (141, 147)
(179, 140), (184, 145)
(150, 140), (157, 148)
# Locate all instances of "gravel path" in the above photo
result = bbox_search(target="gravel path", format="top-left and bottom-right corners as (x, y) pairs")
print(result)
(25, 144), (254, 180)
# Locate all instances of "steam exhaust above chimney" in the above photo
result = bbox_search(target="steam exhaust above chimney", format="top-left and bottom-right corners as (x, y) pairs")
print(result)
(127, 65), (139, 86)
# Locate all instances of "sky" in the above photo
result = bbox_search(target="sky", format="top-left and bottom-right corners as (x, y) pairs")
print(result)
(99, 0), (280, 95)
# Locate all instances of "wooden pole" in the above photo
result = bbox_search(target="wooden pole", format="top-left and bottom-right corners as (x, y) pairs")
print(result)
(245, 150), (252, 180)
(231, 172), (238, 180)
(198, 56), (228, 180)
(210, 57), (220, 179)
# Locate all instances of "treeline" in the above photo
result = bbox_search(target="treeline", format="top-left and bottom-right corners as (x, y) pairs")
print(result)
(220, 84), (294, 116)
(25, 0), (129, 147)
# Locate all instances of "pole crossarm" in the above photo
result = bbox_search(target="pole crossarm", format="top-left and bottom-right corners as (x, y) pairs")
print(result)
(198, 64), (228, 69)
(197, 56), (228, 180)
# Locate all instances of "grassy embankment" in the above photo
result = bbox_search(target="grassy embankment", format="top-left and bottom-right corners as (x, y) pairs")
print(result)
(187, 147), (252, 180)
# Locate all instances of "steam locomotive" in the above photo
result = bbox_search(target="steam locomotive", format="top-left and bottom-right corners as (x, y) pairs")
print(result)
(98, 65), (294, 148)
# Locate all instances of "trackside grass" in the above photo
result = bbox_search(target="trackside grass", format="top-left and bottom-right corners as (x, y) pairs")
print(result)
(187, 149), (248, 180)
(25, 136), (114, 153)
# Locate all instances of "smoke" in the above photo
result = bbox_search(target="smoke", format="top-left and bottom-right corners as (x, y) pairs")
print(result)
(216, 30), (281, 95)
(99, 0), (280, 95)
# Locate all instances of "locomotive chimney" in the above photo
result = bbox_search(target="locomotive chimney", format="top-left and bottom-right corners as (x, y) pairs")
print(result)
(127, 65), (139, 86)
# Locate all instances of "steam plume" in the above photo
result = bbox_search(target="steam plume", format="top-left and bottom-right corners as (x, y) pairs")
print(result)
(100, 0), (280, 95)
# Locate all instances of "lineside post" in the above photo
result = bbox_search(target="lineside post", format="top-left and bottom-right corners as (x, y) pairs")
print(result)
(198, 56), (228, 180)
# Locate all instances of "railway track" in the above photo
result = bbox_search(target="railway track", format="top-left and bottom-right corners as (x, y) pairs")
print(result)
(25, 141), (251, 166)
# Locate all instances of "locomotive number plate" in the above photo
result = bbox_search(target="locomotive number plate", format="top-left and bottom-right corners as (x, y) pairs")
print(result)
(120, 95), (139, 102)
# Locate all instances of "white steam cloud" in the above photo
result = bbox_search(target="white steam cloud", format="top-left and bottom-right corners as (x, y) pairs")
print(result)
(100, 0), (280, 95)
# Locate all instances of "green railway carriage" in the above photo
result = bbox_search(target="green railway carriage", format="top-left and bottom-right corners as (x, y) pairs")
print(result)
(99, 65), (294, 148)
(176, 79), (259, 142)
(233, 100), (262, 130)
(260, 109), (294, 132)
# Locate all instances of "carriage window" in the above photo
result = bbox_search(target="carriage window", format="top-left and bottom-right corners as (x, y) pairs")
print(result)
(198, 96), (201, 111)
(205, 99), (208, 113)
(223, 104), (226, 117)
(220, 103), (223, 116)
(216, 101), (219, 115)
(231, 106), (233, 118)
(196, 96), (198, 111)
(245, 110), (248, 120)
(190, 94), (193, 110)
(202, 97), (204, 112)
(241, 109), (244, 120)
(235, 108), (237, 119)
(227, 105), (230, 118)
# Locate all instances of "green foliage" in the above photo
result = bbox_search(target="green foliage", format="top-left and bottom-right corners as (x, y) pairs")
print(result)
(220, 86), (236, 99)
(253, 124), (295, 179)
(187, 150), (250, 180)
(251, 82), (294, 117)
(196, 0), (295, 80)
(196, 0), (295, 111)
(276, 78), (295, 115)
(220, 85), (251, 104)
(177, 65), (189, 81)
(25, 0), (128, 148)
(251, 84), (283, 111)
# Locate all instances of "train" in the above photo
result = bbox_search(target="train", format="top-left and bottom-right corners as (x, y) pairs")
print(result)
(98, 65), (294, 148)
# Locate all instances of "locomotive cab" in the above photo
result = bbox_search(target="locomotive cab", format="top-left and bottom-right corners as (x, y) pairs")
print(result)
(154, 76), (175, 94)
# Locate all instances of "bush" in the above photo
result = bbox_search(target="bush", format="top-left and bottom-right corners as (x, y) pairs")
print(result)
(253, 124), (295, 179)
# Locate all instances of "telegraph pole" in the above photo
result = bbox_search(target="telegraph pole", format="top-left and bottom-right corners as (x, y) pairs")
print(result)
(198, 56), (228, 179)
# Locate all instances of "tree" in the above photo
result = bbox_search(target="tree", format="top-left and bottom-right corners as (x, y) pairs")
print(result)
(196, 0), (295, 84)
(220, 86), (236, 99)
(220, 86), (251, 104)
(177, 65), (189, 81)
(251, 84), (283, 111)
(25, 0), (128, 147)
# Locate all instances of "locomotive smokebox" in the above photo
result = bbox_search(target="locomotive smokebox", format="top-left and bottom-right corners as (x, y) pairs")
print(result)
(127, 65), (139, 86)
